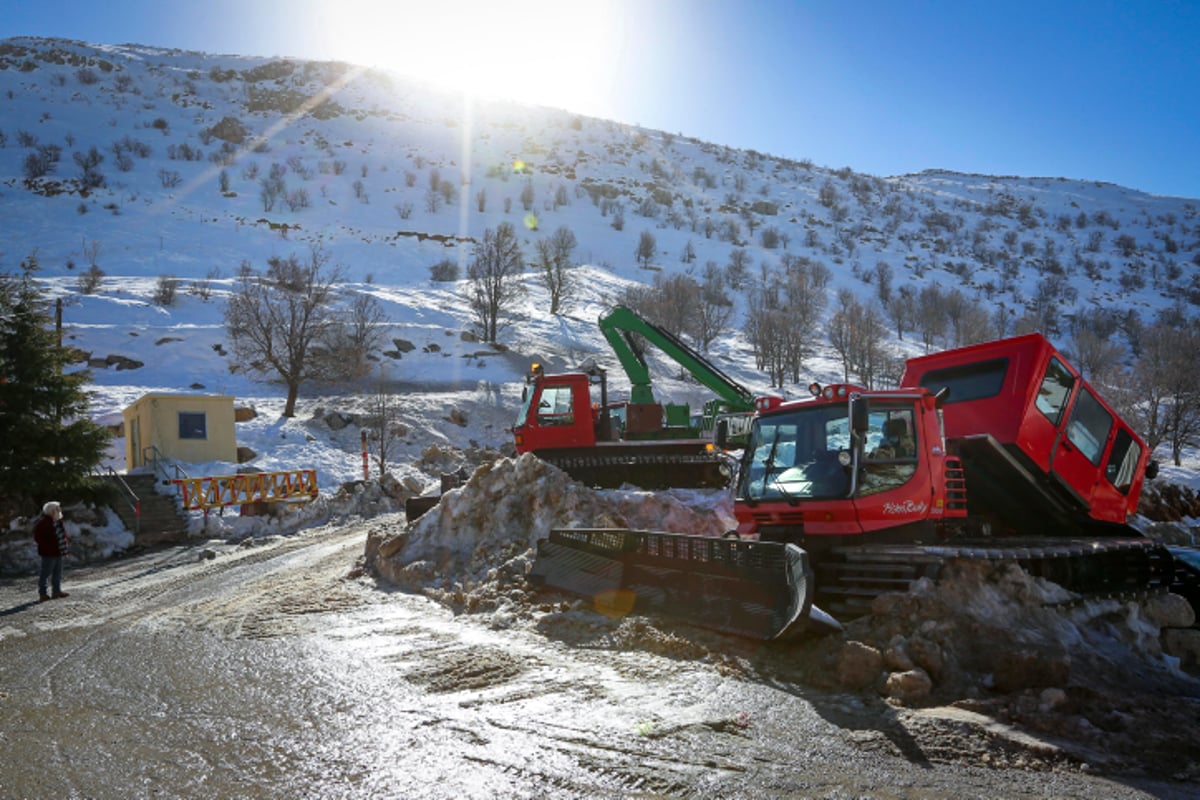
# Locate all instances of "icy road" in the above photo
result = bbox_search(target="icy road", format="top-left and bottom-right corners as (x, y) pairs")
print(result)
(0, 525), (1194, 799)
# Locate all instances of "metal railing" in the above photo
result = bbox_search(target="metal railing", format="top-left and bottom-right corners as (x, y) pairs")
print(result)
(142, 445), (190, 486)
(94, 465), (141, 535)
(173, 469), (319, 512)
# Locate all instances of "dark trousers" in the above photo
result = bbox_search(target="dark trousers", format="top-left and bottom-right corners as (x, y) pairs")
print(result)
(38, 556), (63, 596)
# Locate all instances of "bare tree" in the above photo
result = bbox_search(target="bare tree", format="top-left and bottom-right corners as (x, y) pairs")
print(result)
(152, 274), (179, 307)
(467, 223), (524, 343)
(77, 265), (105, 294)
(1135, 323), (1200, 465)
(915, 284), (948, 352)
(744, 286), (790, 387)
(828, 290), (888, 388)
(874, 261), (894, 305)
(224, 246), (346, 417)
(1132, 324), (1175, 454)
(886, 284), (916, 341)
(533, 226), (577, 315)
(650, 274), (701, 340)
(742, 260), (828, 388)
(73, 146), (105, 189)
(693, 262), (734, 352)
(1070, 328), (1126, 386)
(726, 248), (751, 289)
(82, 239), (101, 270)
(780, 262), (827, 383)
(635, 230), (656, 268)
(367, 379), (403, 476)
(316, 291), (387, 382)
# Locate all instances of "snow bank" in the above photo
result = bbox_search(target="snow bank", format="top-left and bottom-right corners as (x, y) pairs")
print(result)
(365, 453), (731, 606)
(1, 505), (134, 576)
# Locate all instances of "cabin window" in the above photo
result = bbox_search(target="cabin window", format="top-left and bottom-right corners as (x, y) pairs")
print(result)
(178, 411), (208, 440)
(1066, 387), (1112, 466)
(861, 405), (918, 496)
(1105, 428), (1141, 493)
(917, 358), (1008, 404)
(536, 386), (575, 425)
(1035, 358), (1074, 426)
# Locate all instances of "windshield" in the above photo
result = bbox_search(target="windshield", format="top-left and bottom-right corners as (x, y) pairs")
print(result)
(738, 400), (920, 502)
(516, 384), (535, 426)
(738, 405), (852, 501)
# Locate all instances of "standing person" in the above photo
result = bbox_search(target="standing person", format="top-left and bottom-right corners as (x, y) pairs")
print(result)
(33, 501), (70, 601)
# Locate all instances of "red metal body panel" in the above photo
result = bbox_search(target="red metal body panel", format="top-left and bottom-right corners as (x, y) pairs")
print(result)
(902, 332), (1150, 526)
(513, 374), (597, 454)
(901, 333), (1049, 447)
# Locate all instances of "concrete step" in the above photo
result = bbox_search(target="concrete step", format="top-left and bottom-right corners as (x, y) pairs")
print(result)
(104, 473), (190, 543)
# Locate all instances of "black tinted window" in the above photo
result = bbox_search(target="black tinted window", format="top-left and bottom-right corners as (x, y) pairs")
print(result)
(917, 358), (1008, 404)
(178, 412), (207, 440)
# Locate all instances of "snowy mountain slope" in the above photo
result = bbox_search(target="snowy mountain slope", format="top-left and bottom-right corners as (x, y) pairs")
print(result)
(1, 36), (1197, 498)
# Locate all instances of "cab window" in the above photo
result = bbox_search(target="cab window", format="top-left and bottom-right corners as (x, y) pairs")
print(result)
(1105, 428), (1141, 493)
(1066, 388), (1112, 466)
(918, 358), (1008, 404)
(536, 386), (575, 425)
(1035, 358), (1074, 425)
(861, 406), (917, 496)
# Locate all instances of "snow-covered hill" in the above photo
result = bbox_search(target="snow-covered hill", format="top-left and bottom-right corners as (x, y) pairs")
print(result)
(1, 36), (1197, 499)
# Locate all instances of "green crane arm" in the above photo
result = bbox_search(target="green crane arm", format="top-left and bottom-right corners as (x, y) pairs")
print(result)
(597, 306), (755, 411)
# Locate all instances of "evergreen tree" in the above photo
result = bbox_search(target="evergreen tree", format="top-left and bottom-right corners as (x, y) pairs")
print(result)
(0, 258), (111, 516)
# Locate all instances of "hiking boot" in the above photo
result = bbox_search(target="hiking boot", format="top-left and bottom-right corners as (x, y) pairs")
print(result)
(51, 592), (69, 599)
(39, 594), (50, 602)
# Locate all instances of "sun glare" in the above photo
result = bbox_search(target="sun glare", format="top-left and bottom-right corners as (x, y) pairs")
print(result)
(324, 0), (620, 117)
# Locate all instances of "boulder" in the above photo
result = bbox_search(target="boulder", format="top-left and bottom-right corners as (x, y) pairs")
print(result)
(1143, 592), (1197, 629)
(883, 635), (915, 671)
(884, 668), (933, 705)
(837, 641), (883, 690)
(324, 411), (356, 430)
(1163, 628), (1200, 671)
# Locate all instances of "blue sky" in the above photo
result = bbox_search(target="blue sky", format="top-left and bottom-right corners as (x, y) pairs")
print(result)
(3, 0), (1197, 198)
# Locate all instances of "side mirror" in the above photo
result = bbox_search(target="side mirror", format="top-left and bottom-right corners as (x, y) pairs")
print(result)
(850, 397), (869, 435)
(1145, 460), (1159, 481)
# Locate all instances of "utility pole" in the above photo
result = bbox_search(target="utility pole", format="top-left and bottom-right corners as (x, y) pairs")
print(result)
(55, 296), (63, 465)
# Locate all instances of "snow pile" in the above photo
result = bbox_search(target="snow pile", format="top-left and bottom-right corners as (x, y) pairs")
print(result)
(1, 505), (134, 576)
(365, 453), (732, 614)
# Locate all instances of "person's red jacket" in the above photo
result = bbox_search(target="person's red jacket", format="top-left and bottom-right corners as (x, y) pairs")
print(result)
(33, 514), (68, 557)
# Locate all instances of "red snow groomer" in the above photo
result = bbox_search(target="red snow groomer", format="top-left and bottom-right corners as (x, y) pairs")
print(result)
(530, 333), (1198, 639)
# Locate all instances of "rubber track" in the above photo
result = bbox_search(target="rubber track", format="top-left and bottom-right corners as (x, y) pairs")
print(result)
(816, 537), (1175, 620)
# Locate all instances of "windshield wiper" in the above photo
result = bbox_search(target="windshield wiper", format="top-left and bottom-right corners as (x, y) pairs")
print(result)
(759, 429), (801, 506)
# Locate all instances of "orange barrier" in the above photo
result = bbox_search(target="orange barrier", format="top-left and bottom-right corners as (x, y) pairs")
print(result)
(173, 469), (319, 511)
